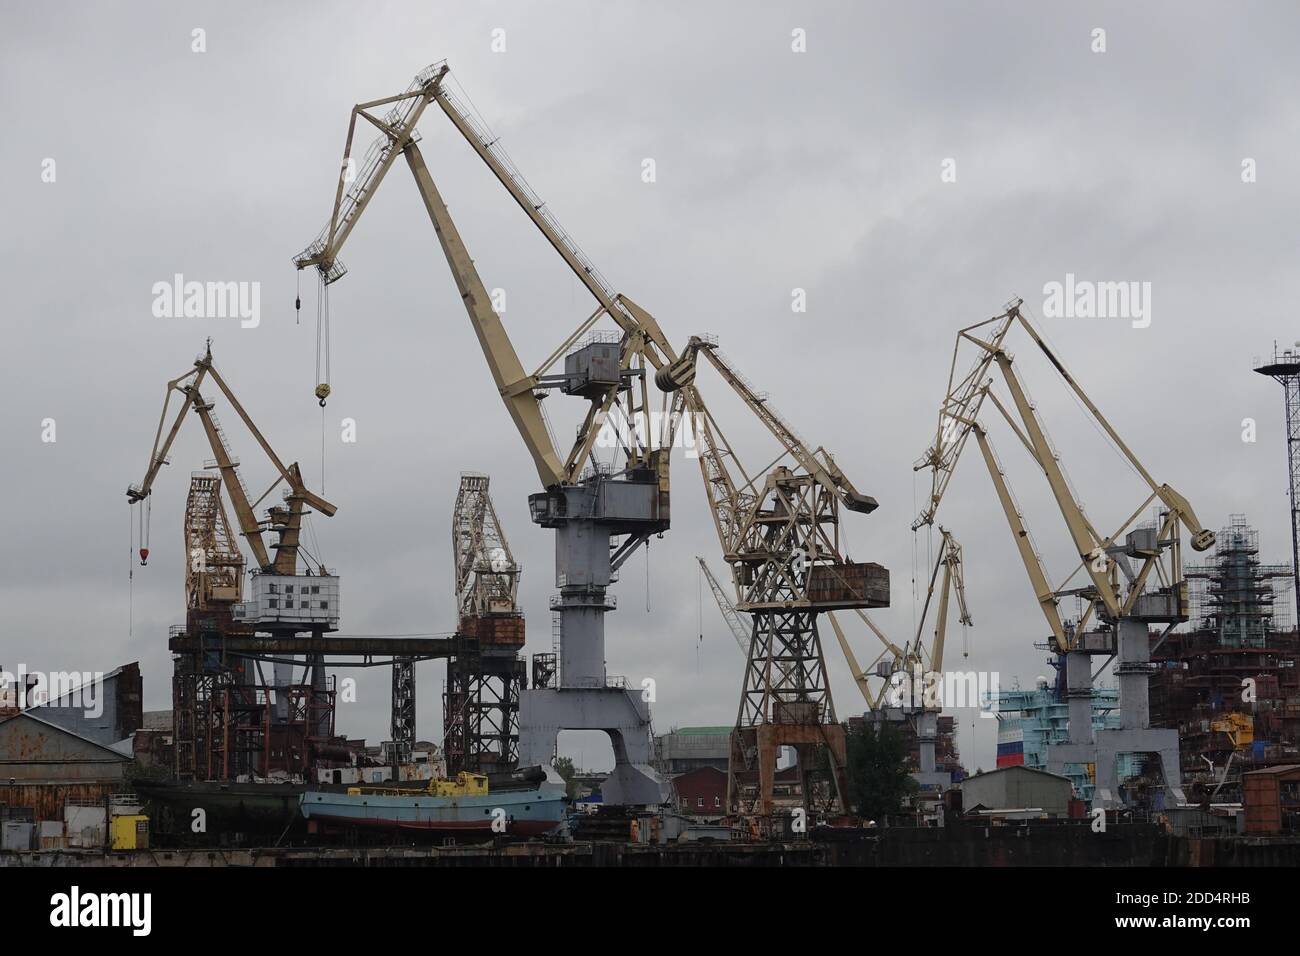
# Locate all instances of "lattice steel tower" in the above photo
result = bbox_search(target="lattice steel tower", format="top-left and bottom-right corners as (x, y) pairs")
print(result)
(1254, 344), (1300, 618)
(444, 474), (526, 775)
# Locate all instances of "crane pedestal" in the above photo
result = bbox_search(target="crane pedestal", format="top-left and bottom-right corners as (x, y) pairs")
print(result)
(1047, 621), (1185, 808)
(520, 474), (672, 807)
(910, 709), (953, 790)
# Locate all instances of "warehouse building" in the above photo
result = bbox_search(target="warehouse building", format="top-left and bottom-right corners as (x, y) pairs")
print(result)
(960, 765), (1073, 818)
(0, 710), (132, 829)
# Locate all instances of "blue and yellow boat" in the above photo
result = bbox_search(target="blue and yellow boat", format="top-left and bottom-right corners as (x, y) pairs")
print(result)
(299, 772), (567, 836)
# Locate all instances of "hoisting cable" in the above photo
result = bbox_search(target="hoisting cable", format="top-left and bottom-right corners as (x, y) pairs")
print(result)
(320, 401), (327, 497)
(696, 560), (704, 674)
(314, 272), (331, 407)
(305, 513), (326, 574)
(138, 496), (151, 566)
(128, 504), (134, 641)
(697, 560), (704, 643)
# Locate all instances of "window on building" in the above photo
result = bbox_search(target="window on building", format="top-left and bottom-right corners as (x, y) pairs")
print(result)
(320, 602), (329, 610)
(696, 797), (704, 808)
(269, 599), (278, 609)
(714, 796), (721, 808)
(286, 585), (294, 594)
(311, 586), (320, 594)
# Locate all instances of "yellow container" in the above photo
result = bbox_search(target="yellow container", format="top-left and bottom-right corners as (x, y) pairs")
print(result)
(110, 814), (149, 850)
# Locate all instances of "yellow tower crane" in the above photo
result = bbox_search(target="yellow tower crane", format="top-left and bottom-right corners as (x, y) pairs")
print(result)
(912, 298), (1214, 807)
(127, 343), (336, 576)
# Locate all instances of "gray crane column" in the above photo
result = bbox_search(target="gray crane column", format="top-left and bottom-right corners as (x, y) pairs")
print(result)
(518, 478), (671, 807)
(1091, 619), (1184, 808)
(1045, 649), (1100, 792)
(1065, 651), (1095, 745)
(911, 709), (951, 789)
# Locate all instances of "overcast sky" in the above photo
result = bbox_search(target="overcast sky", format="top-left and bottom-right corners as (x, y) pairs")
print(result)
(3, 0), (1299, 772)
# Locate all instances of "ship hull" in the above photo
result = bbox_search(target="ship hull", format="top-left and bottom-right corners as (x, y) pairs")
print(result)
(299, 787), (566, 836)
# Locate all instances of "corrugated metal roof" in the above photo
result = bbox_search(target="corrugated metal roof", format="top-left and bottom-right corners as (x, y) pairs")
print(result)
(0, 711), (133, 761)
(1243, 764), (1300, 777)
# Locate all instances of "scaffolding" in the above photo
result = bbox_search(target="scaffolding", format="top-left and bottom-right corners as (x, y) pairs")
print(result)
(1186, 515), (1292, 647)
(1152, 514), (1300, 793)
(171, 641), (336, 782)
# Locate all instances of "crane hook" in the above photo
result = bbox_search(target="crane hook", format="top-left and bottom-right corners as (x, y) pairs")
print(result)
(315, 382), (331, 407)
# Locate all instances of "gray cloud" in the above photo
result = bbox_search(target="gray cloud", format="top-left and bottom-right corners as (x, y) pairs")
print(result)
(3, 0), (1297, 770)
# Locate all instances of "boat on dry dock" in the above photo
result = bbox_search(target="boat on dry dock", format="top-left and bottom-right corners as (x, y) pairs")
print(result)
(299, 771), (567, 836)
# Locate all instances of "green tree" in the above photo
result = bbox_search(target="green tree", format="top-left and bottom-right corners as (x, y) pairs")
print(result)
(553, 755), (578, 799)
(845, 721), (917, 821)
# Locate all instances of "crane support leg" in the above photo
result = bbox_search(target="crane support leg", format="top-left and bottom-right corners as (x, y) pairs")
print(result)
(518, 688), (668, 806)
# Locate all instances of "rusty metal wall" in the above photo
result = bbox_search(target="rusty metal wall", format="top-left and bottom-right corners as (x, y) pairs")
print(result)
(0, 713), (130, 781)
(0, 782), (118, 824)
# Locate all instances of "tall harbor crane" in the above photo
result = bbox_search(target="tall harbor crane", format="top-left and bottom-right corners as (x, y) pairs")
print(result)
(657, 336), (889, 817)
(127, 344), (341, 779)
(912, 298), (1214, 806)
(295, 62), (685, 805)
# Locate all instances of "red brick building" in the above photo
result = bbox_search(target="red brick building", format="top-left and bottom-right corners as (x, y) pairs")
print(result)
(671, 766), (726, 817)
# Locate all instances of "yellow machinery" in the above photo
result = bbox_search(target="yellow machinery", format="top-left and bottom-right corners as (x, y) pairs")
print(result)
(1212, 713), (1255, 750)
(348, 772), (488, 798)
(658, 338), (887, 814)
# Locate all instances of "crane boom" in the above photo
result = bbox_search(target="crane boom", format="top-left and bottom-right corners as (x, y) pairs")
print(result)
(431, 79), (678, 369)
(830, 530), (973, 711)
(915, 528), (973, 674)
(127, 345), (336, 573)
(913, 298), (1213, 653)
(683, 338), (877, 515)
(697, 556), (751, 657)
(915, 300), (1212, 551)
(296, 62), (680, 491)
(404, 144), (565, 488)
